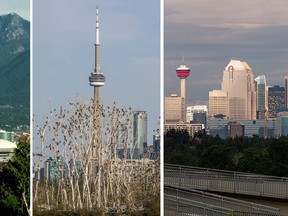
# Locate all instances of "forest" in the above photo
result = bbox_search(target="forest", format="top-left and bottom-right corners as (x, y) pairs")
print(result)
(164, 129), (288, 177)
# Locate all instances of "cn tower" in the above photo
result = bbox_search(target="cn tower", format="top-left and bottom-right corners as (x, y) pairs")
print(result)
(89, 6), (105, 103)
(176, 60), (190, 103)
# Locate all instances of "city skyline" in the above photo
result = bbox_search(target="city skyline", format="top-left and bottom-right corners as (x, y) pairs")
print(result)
(33, 1), (160, 145)
(165, 0), (288, 105)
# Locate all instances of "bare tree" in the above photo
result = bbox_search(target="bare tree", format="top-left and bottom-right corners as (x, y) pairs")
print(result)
(33, 99), (159, 213)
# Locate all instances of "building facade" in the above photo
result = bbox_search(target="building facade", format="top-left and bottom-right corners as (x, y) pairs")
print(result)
(133, 111), (147, 158)
(164, 123), (203, 137)
(164, 94), (185, 123)
(208, 90), (227, 118)
(254, 75), (268, 119)
(268, 85), (285, 118)
(221, 60), (256, 120)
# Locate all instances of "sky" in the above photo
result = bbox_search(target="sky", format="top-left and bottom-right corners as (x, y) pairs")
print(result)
(164, 0), (288, 105)
(0, 0), (30, 20)
(33, 1), (160, 145)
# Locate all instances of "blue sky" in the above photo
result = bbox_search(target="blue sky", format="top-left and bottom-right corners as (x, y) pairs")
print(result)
(164, 0), (288, 105)
(0, 0), (30, 20)
(33, 1), (160, 145)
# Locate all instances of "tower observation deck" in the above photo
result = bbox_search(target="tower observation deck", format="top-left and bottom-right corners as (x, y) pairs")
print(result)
(176, 63), (190, 104)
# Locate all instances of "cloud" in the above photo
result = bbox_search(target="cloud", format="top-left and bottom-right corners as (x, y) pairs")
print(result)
(165, 0), (288, 29)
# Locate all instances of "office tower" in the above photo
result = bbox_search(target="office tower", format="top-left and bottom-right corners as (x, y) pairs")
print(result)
(133, 111), (147, 158)
(208, 90), (227, 118)
(164, 94), (185, 123)
(255, 75), (268, 119)
(285, 76), (288, 108)
(221, 59), (256, 120)
(268, 85), (285, 118)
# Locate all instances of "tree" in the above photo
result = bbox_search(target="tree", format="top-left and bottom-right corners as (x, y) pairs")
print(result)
(0, 135), (30, 215)
(33, 100), (160, 213)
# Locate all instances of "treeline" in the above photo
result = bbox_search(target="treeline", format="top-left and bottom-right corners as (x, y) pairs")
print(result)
(164, 129), (288, 177)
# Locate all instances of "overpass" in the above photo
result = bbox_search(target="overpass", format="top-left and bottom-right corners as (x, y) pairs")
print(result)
(164, 164), (288, 215)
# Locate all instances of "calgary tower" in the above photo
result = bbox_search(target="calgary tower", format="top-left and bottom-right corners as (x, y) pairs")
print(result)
(89, 6), (105, 103)
(176, 59), (190, 104)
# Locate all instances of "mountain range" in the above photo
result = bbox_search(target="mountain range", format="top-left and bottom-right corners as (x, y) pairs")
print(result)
(0, 13), (30, 130)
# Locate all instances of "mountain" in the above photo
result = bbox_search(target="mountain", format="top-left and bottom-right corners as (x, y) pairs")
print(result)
(0, 13), (30, 130)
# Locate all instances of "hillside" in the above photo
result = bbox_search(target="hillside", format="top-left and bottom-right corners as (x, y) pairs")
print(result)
(0, 13), (30, 130)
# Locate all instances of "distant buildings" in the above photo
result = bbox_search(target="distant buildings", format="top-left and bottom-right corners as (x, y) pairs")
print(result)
(207, 119), (276, 139)
(164, 123), (202, 137)
(276, 111), (288, 137)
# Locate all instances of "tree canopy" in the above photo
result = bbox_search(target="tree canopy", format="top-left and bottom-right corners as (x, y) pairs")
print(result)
(0, 135), (30, 215)
(164, 129), (288, 177)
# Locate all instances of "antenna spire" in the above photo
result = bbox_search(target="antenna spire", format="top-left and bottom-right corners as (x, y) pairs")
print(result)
(96, 5), (100, 45)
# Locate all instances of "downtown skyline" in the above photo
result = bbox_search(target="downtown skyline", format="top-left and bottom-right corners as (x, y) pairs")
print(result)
(164, 0), (288, 106)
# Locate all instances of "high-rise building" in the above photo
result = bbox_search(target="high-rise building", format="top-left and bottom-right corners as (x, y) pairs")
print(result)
(268, 85), (285, 118)
(186, 105), (207, 127)
(164, 94), (185, 123)
(285, 76), (288, 108)
(132, 111), (147, 158)
(221, 60), (256, 120)
(254, 75), (268, 119)
(208, 90), (228, 118)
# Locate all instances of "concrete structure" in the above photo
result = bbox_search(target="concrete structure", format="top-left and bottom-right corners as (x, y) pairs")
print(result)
(164, 123), (203, 137)
(0, 139), (16, 162)
(276, 111), (288, 137)
(132, 111), (147, 158)
(221, 60), (256, 120)
(268, 85), (285, 118)
(208, 90), (227, 118)
(164, 94), (185, 123)
(176, 62), (190, 104)
(255, 75), (268, 119)
(89, 6), (105, 102)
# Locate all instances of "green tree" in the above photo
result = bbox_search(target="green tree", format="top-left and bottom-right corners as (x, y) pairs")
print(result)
(0, 135), (30, 215)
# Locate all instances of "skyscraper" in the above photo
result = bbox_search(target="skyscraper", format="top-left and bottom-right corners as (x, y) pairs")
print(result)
(133, 111), (147, 158)
(255, 75), (268, 119)
(220, 59), (256, 120)
(268, 85), (285, 118)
